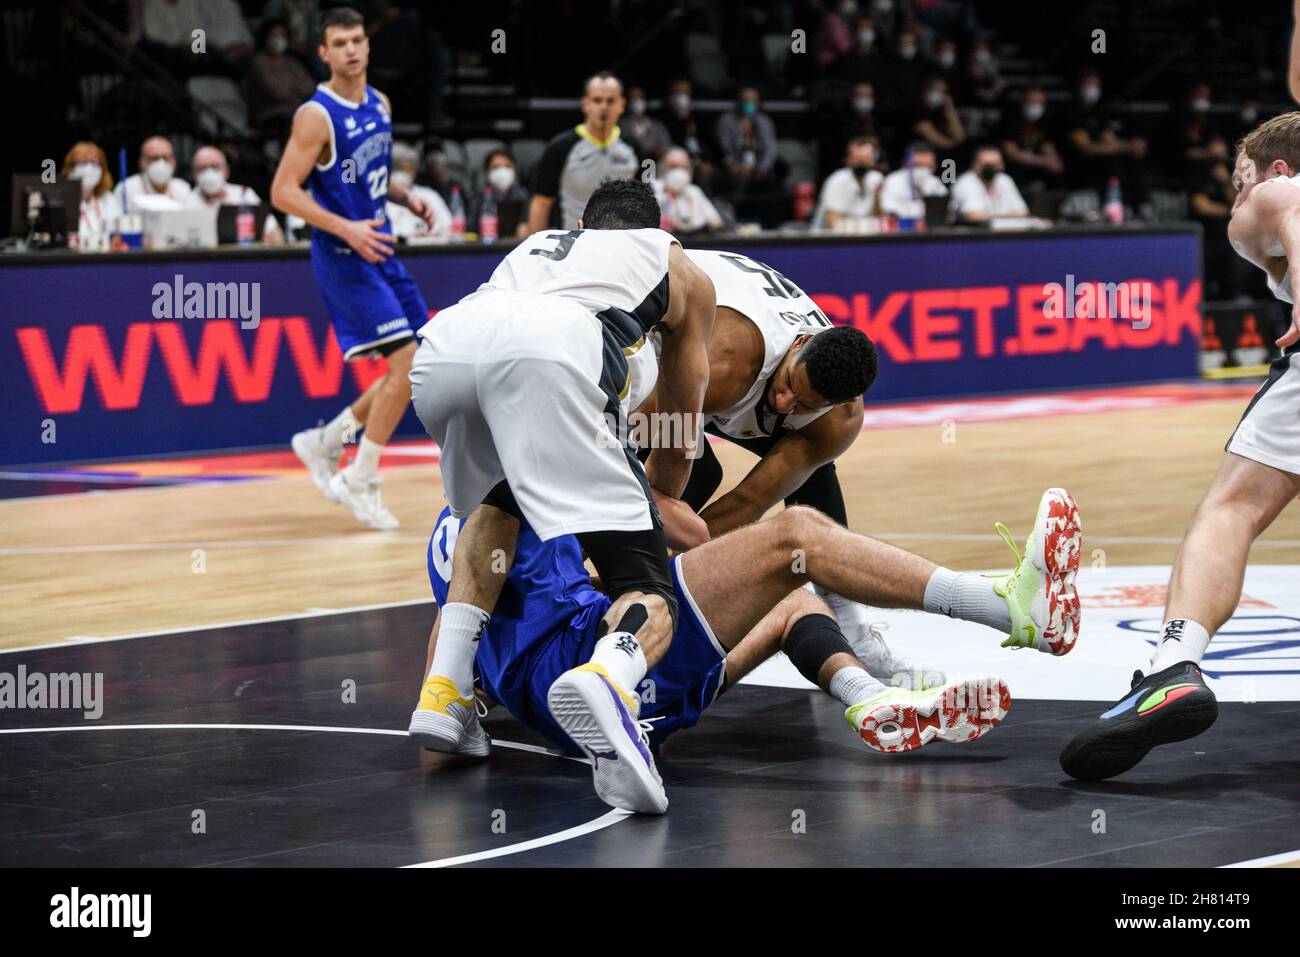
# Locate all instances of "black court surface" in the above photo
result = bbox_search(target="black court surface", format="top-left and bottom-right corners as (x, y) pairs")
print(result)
(2, 604), (1298, 868)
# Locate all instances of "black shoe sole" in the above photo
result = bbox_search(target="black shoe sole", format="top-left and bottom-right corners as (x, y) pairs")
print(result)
(1059, 691), (1219, 781)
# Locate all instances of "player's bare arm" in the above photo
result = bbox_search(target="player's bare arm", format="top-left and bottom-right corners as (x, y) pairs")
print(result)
(699, 400), (863, 536)
(270, 105), (395, 263)
(645, 245), (716, 498)
(1229, 170), (1300, 345)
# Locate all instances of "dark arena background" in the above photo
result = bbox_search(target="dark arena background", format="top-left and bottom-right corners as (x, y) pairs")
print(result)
(0, 0), (1296, 937)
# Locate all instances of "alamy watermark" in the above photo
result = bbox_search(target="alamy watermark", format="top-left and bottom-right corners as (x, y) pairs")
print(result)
(152, 273), (261, 329)
(1041, 274), (1153, 329)
(1, 665), (103, 719)
(597, 411), (705, 459)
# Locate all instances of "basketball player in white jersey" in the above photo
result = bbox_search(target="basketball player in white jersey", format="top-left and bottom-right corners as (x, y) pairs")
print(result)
(408, 180), (715, 812)
(1061, 112), (1300, 780)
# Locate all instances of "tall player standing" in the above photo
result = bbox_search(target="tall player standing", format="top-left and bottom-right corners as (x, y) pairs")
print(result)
(271, 7), (435, 530)
(1061, 113), (1300, 780)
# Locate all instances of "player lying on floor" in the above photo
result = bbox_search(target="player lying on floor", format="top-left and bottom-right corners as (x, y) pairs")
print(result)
(408, 485), (1082, 814)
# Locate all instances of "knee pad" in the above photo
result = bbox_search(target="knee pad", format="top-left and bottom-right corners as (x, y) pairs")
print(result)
(578, 525), (678, 627)
(783, 613), (854, 686)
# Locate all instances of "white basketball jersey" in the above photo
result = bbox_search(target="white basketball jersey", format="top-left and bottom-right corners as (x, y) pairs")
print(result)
(685, 248), (836, 439)
(478, 228), (676, 412)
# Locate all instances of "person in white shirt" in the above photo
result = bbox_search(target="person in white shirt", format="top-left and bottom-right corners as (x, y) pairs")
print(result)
(114, 135), (192, 212)
(652, 146), (725, 233)
(62, 141), (123, 252)
(184, 145), (284, 242)
(386, 141), (452, 240)
(814, 135), (884, 230)
(949, 144), (1029, 223)
(878, 142), (948, 218)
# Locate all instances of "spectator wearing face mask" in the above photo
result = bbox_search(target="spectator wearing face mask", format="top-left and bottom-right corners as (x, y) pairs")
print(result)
(888, 25), (929, 114)
(653, 147), (725, 234)
(878, 143), (949, 218)
(63, 141), (122, 252)
(623, 86), (671, 162)
(385, 141), (453, 241)
(948, 144), (1027, 224)
(999, 85), (1064, 194)
(839, 16), (888, 89)
(933, 38), (961, 85)
(814, 136), (884, 230)
(912, 77), (966, 157)
(816, 0), (858, 70)
(716, 86), (785, 226)
(661, 78), (717, 184)
(114, 135), (192, 211)
(1176, 82), (1227, 172)
(183, 145), (285, 243)
(470, 149), (532, 241)
(1066, 70), (1149, 208)
(244, 18), (317, 138)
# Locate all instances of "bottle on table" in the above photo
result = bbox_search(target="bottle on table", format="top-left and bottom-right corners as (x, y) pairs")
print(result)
(479, 188), (498, 244)
(449, 185), (466, 243)
(1104, 177), (1124, 225)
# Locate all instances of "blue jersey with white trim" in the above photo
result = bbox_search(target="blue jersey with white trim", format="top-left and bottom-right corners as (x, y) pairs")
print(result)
(301, 83), (393, 246)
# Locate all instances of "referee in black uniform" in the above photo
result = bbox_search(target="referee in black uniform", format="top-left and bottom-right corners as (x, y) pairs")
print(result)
(527, 72), (641, 233)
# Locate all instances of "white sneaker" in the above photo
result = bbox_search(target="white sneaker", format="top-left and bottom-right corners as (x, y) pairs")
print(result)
(408, 675), (491, 757)
(327, 467), (399, 530)
(843, 620), (946, 691)
(547, 664), (668, 815)
(291, 427), (342, 503)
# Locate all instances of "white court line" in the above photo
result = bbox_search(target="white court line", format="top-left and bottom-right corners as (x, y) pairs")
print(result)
(1220, 848), (1300, 868)
(0, 722), (607, 867)
(0, 597), (437, 656)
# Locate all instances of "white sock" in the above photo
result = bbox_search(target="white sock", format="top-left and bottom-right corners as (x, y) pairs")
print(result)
(428, 602), (489, 696)
(923, 566), (1011, 633)
(352, 436), (384, 480)
(1149, 618), (1212, 672)
(590, 631), (648, 702)
(829, 665), (885, 707)
(322, 406), (360, 451)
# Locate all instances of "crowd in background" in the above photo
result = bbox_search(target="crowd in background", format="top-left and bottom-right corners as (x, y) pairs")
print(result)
(30, 0), (1297, 300)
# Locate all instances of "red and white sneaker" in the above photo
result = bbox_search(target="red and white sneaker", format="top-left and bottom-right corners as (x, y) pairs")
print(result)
(991, 487), (1082, 656)
(847, 677), (1012, 752)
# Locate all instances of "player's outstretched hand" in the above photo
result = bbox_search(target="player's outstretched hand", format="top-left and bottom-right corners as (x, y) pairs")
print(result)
(1279, 302), (1300, 349)
(340, 218), (396, 263)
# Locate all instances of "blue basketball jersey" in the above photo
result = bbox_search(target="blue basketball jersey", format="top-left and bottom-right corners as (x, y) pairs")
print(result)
(301, 83), (393, 247)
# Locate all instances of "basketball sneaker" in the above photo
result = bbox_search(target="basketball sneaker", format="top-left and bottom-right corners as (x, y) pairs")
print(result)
(547, 663), (668, 815)
(408, 675), (491, 757)
(328, 467), (399, 530)
(291, 426), (342, 502)
(846, 676), (1011, 752)
(1059, 661), (1218, 781)
(990, 487), (1082, 656)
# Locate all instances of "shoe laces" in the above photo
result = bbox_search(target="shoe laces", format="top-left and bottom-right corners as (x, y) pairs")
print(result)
(985, 522), (1022, 594)
(635, 714), (665, 745)
(473, 696), (489, 718)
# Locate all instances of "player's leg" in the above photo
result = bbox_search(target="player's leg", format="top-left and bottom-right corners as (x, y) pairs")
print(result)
(681, 487), (1081, 658)
(1061, 452), (1299, 780)
(409, 498), (519, 754)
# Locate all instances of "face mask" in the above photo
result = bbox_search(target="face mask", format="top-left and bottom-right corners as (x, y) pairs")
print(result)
(196, 167), (226, 195)
(858, 29), (874, 46)
(1192, 98), (1210, 113)
(1023, 102), (1044, 122)
(268, 34), (288, 55)
(853, 96), (874, 114)
(630, 98), (646, 116)
(145, 158), (174, 187)
(390, 169), (414, 190)
(72, 162), (102, 190)
(664, 167), (692, 193)
(487, 166), (515, 191)
(1080, 85), (1101, 105)
(974, 49), (992, 67)
(839, 1), (857, 17)
(926, 90), (944, 110)
(740, 100), (757, 116)
(899, 44), (917, 61)
(874, 0), (892, 12)
(938, 50), (956, 69)
(1242, 107), (1258, 124)
(850, 163), (871, 178)
(978, 165), (998, 182)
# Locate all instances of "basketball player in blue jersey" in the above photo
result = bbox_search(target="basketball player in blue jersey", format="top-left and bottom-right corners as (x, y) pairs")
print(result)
(271, 7), (435, 530)
(413, 480), (1081, 815)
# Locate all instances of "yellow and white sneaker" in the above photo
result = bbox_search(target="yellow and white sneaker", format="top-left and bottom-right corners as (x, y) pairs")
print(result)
(408, 675), (490, 757)
(990, 487), (1082, 656)
(847, 677), (1012, 752)
(547, 664), (667, 815)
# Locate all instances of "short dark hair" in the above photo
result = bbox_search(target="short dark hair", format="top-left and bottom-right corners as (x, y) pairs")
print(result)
(799, 327), (878, 404)
(483, 147), (514, 172)
(321, 6), (365, 44)
(582, 178), (659, 229)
